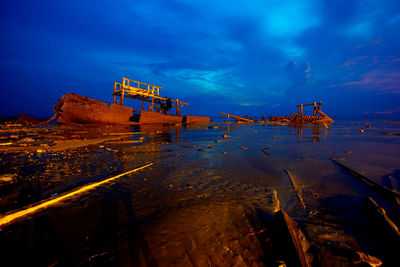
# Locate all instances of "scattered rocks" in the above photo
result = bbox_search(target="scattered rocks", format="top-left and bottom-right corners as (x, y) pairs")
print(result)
(0, 173), (17, 184)
(332, 157), (346, 161)
(385, 132), (400, 136)
(16, 112), (42, 126)
(19, 137), (35, 143)
(354, 251), (382, 267)
(182, 145), (196, 148)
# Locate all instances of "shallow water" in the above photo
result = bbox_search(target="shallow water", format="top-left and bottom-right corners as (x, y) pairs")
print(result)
(0, 120), (399, 265)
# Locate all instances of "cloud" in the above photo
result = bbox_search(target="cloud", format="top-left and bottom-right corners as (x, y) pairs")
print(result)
(330, 71), (400, 94)
(340, 56), (380, 67)
(1, 0), (400, 117)
(284, 60), (313, 87)
(332, 55), (400, 94)
(168, 69), (244, 97)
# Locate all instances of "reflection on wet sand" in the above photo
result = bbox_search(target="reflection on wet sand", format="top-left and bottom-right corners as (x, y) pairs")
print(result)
(289, 123), (329, 143)
(0, 120), (399, 265)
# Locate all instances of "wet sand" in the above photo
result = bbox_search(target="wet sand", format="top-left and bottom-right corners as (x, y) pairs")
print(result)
(0, 120), (399, 266)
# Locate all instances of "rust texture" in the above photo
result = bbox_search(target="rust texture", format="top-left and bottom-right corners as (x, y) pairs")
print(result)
(183, 116), (210, 124)
(139, 110), (183, 124)
(57, 93), (133, 124)
(269, 101), (333, 124)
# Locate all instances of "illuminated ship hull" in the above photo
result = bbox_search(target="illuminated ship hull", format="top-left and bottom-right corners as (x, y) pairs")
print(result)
(56, 93), (209, 125)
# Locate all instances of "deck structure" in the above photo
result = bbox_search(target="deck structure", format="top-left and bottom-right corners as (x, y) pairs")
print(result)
(113, 77), (189, 116)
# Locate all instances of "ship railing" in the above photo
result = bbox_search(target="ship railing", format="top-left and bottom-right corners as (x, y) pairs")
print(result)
(121, 77), (162, 97)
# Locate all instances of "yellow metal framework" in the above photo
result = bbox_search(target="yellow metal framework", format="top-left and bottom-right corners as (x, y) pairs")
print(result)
(115, 77), (162, 99)
(112, 77), (189, 115)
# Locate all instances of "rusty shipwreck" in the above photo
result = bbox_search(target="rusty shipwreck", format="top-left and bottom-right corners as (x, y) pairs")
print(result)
(268, 101), (333, 124)
(55, 77), (209, 125)
(220, 101), (333, 124)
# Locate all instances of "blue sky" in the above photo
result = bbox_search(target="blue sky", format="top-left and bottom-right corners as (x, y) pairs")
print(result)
(1, 0), (399, 118)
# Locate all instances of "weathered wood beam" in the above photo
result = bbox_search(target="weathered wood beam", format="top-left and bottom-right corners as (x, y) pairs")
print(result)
(220, 112), (257, 123)
(286, 170), (306, 209)
(366, 197), (400, 239)
(332, 158), (400, 202)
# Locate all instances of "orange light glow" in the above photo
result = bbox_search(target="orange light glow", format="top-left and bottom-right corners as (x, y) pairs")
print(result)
(0, 163), (153, 229)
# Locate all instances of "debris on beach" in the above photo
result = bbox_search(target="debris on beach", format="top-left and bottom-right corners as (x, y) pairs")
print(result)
(219, 101), (333, 125)
(220, 112), (258, 123)
(268, 101), (333, 124)
(2, 112), (44, 127)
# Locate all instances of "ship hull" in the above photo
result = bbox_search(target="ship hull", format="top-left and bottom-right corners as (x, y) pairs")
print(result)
(138, 110), (183, 124)
(56, 93), (207, 125)
(183, 116), (210, 124)
(57, 93), (133, 124)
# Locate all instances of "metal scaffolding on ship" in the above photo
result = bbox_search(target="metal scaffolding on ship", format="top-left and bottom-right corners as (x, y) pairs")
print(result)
(112, 77), (189, 116)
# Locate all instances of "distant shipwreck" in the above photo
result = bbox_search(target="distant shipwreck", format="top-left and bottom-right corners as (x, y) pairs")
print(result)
(268, 101), (334, 124)
(55, 77), (209, 125)
(221, 101), (333, 124)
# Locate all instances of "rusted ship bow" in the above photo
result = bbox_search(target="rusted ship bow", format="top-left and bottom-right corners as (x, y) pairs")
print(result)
(55, 77), (209, 125)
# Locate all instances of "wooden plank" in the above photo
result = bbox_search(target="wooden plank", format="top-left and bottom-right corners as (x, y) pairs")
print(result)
(262, 147), (270, 156)
(286, 170), (306, 209)
(332, 158), (400, 202)
(275, 210), (312, 267)
(366, 197), (400, 239)
(220, 112), (257, 123)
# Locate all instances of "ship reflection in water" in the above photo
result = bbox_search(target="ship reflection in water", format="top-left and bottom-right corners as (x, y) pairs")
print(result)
(289, 123), (329, 143)
(0, 120), (399, 266)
